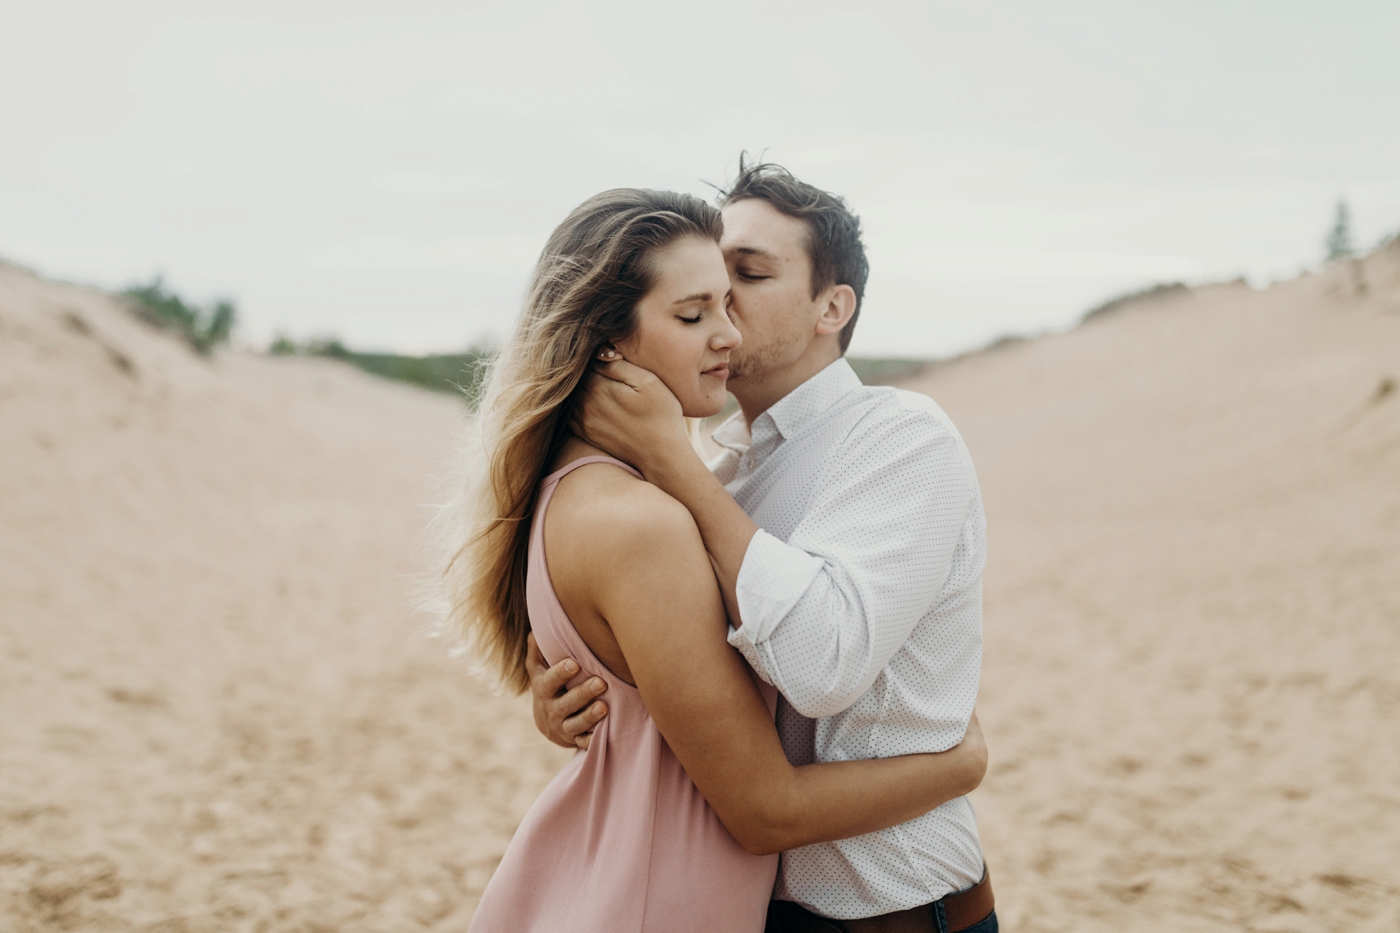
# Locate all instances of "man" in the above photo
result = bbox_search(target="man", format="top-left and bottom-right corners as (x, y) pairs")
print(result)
(527, 158), (995, 933)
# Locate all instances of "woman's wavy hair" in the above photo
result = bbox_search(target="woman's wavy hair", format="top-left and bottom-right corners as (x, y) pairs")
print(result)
(433, 188), (723, 692)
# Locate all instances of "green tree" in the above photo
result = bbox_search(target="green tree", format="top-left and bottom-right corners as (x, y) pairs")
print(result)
(1326, 200), (1354, 261)
(122, 277), (237, 354)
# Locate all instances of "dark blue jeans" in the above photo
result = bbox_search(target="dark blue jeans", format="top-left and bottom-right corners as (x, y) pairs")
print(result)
(766, 900), (998, 933)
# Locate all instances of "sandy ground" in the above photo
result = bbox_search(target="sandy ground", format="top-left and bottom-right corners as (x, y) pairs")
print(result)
(0, 262), (572, 931)
(901, 247), (1400, 932)
(2, 242), (1398, 932)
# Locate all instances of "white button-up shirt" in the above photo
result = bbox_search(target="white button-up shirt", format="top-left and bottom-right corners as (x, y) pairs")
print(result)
(714, 358), (986, 920)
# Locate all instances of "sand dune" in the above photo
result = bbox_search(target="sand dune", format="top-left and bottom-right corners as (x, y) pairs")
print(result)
(0, 262), (571, 931)
(2, 242), (1398, 932)
(901, 246), (1400, 931)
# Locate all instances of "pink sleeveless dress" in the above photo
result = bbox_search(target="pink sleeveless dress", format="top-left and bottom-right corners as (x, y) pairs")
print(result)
(468, 457), (779, 933)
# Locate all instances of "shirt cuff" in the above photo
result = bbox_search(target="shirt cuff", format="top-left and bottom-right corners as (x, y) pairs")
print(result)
(727, 528), (825, 657)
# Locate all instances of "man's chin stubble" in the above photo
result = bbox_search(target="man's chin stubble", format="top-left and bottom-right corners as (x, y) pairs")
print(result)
(728, 338), (803, 383)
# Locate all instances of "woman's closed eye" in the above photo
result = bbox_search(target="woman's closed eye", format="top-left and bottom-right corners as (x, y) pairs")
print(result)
(678, 312), (703, 324)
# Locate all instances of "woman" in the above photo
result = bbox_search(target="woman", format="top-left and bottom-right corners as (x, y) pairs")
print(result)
(441, 189), (986, 932)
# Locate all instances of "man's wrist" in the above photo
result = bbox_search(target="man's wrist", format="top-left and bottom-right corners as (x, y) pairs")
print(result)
(636, 431), (708, 497)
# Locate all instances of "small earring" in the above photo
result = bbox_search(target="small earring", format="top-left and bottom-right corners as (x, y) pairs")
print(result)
(597, 346), (618, 361)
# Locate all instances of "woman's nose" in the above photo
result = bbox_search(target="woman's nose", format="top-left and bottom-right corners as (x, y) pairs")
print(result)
(712, 318), (742, 351)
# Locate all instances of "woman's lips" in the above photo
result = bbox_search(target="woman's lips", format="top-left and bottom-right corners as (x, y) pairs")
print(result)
(703, 365), (730, 380)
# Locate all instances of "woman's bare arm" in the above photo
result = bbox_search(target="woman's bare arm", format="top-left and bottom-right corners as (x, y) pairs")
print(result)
(563, 479), (985, 857)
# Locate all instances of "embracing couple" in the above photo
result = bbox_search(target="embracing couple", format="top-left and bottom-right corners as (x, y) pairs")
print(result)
(444, 157), (995, 933)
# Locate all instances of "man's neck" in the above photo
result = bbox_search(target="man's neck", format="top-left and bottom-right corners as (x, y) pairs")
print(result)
(731, 344), (842, 427)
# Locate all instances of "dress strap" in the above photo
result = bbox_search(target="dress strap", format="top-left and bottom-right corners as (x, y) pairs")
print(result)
(541, 455), (643, 487)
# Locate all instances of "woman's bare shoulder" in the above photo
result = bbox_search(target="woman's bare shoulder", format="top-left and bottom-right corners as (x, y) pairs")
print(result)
(550, 462), (701, 563)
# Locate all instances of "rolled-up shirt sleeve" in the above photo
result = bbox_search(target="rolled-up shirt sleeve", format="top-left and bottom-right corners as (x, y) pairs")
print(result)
(726, 408), (975, 718)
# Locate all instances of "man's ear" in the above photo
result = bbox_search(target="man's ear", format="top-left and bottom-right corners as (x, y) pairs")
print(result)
(813, 284), (857, 337)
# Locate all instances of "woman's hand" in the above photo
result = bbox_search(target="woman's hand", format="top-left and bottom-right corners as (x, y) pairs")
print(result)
(525, 634), (609, 750)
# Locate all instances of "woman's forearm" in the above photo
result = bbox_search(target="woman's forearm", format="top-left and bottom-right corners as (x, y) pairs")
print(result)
(595, 505), (989, 858)
(725, 744), (985, 856)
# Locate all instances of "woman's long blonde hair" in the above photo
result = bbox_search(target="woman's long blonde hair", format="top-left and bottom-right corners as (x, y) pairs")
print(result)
(435, 188), (724, 692)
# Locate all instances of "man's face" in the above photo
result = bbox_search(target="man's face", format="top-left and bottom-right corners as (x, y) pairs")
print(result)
(719, 198), (824, 384)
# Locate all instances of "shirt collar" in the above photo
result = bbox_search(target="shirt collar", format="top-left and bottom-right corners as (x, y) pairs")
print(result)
(709, 357), (862, 452)
(765, 357), (862, 440)
(711, 409), (751, 453)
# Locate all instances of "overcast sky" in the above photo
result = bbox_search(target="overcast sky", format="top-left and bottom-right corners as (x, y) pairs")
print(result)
(4, 0), (1398, 357)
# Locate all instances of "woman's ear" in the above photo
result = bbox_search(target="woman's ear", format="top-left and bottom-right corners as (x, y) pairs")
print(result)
(597, 344), (620, 361)
(814, 284), (857, 337)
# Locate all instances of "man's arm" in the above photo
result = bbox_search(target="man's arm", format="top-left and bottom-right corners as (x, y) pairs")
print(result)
(576, 485), (987, 856)
(726, 412), (975, 717)
(571, 360), (758, 624)
(574, 359), (976, 720)
(641, 445), (758, 625)
(525, 634), (610, 750)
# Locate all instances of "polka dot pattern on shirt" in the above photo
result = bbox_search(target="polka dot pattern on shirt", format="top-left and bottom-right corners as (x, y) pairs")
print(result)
(713, 358), (986, 920)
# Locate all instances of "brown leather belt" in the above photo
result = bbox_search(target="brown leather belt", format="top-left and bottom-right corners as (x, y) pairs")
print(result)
(766, 868), (994, 933)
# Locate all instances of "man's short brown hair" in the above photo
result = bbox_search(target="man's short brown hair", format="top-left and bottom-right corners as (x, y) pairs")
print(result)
(718, 154), (870, 353)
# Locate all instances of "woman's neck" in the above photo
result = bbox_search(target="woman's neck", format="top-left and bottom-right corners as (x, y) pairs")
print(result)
(550, 434), (610, 473)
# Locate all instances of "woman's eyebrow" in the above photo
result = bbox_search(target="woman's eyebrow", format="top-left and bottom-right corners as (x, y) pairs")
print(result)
(671, 292), (713, 305)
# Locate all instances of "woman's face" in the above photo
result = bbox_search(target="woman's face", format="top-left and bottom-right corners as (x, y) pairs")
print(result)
(615, 236), (740, 418)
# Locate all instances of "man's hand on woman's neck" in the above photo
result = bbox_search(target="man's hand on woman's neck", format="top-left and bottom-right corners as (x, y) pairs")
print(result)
(574, 331), (848, 630)
(573, 358), (760, 628)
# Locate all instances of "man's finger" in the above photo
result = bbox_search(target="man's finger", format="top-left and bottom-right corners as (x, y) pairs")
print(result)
(589, 357), (650, 389)
(533, 656), (581, 700)
(575, 732), (592, 751)
(553, 675), (607, 722)
(588, 357), (633, 383)
(562, 700), (608, 738)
